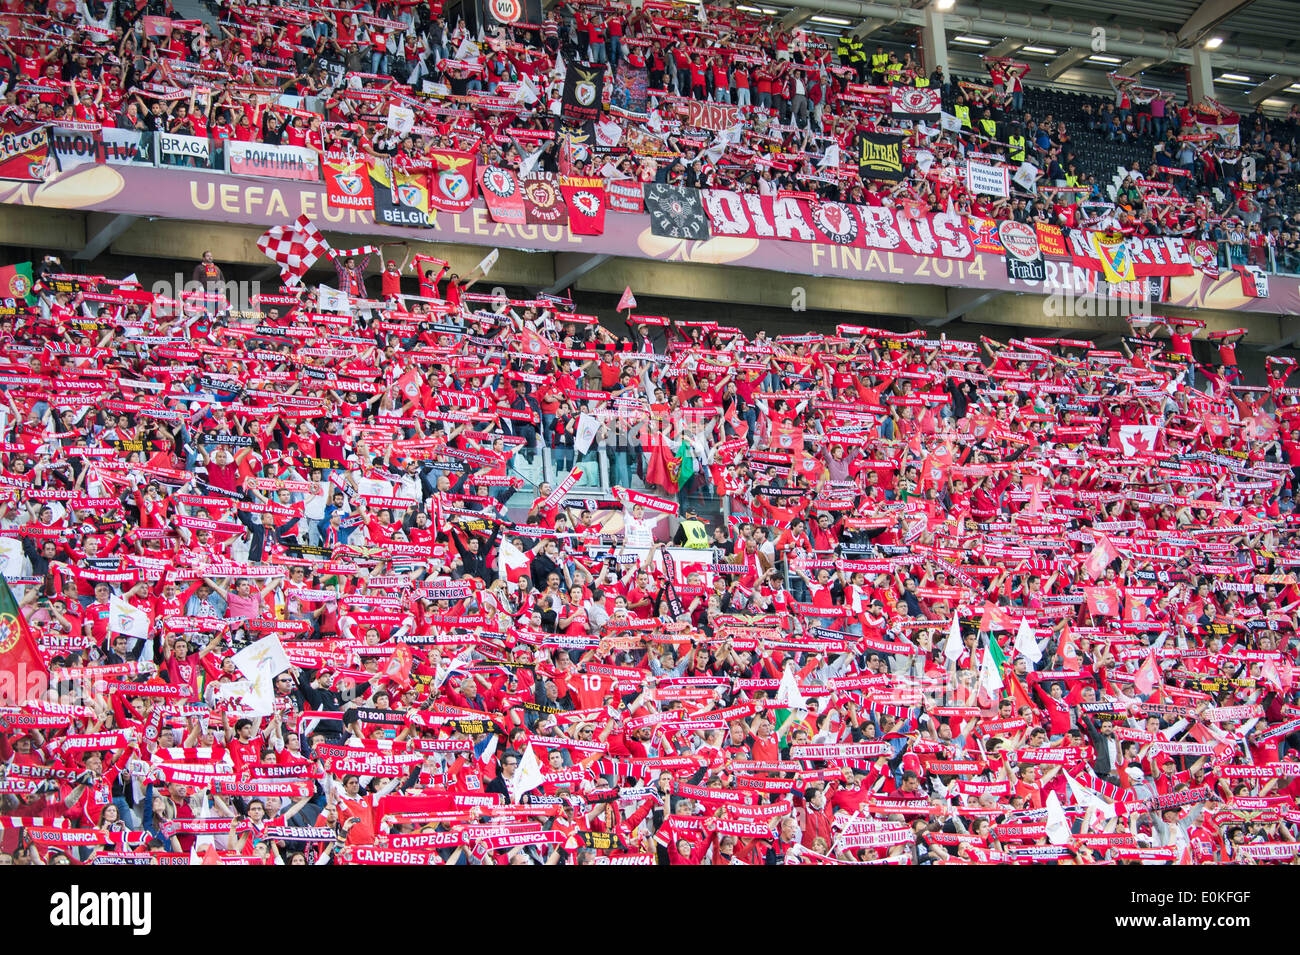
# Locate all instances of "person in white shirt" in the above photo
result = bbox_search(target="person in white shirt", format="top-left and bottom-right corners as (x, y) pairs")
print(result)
(622, 502), (654, 548)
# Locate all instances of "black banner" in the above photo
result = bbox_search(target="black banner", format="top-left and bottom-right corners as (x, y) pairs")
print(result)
(999, 221), (1046, 282)
(562, 62), (604, 125)
(856, 132), (906, 182)
(371, 169), (429, 228)
(661, 549), (684, 619)
(555, 117), (596, 163)
(1005, 251), (1046, 281)
(204, 433), (254, 448)
(643, 184), (709, 240)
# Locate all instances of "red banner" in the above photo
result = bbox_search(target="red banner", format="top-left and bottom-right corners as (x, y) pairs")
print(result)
(559, 176), (606, 235)
(0, 121), (51, 183)
(521, 173), (568, 225)
(889, 87), (942, 121)
(676, 97), (741, 132)
(606, 179), (643, 213)
(479, 165), (525, 224)
(1035, 222), (1068, 257)
(970, 217), (1004, 253)
(426, 149), (477, 213)
(324, 158), (375, 212)
(1067, 230), (1194, 278)
(702, 192), (974, 260)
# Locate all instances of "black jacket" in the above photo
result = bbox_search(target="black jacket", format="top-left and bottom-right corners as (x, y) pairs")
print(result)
(452, 521), (502, 583)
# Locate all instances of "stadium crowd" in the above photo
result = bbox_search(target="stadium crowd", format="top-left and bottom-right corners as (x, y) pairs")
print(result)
(3, 0), (1300, 271)
(0, 241), (1295, 866)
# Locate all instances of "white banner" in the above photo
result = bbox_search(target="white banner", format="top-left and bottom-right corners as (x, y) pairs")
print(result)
(967, 159), (1010, 198)
(1012, 160), (1039, 193)
(387, 104), (415, 134)
(100, 128), (154, 165)
(109, 596), (150, 639)
(574, 413), (601, 456)
(158, 132), (211, 163)
(225, 140), (320, 181)
(0, 536), (25, 578)
(1196, 122), (1240, 148)
(50, 125), (100, 169)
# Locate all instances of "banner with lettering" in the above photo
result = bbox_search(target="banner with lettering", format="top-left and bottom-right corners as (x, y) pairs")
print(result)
(0, 121), (52, 183)
(227, 141), (321, 182)
(702, 192), (973, 260)
(856, 132), (906, 182)
(325, 158), (375, 212)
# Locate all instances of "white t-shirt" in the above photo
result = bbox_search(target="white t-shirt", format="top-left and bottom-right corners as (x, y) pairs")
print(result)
(623, 511), (654, 548)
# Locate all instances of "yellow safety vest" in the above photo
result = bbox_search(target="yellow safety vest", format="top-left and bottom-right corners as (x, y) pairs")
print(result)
(1066, 172), (1079, 187)
(980, 117), (997, 137)
(887, 63), (902, 83)
(1008, 134), (1025, 161)
(871, 52), (887, 71)
(849, 41), (866, 64)
(914, 75), (929, 88)
(955, 103), (971, 128)
(678, 519), (709, 549)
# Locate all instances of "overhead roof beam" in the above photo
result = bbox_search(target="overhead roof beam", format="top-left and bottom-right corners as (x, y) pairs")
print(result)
(851, 17), (888, 39)
(986, 38), (1023, 58)
(1175, 0), (1257, 47)
(74, 214), (138, 261)
(545, 253), (611, 295)
(1248, 73), (1294, 104)
(780, 9), (812, 31)
(1045, 48), (1089, 80)
(1118, 56), (1159, 76)
(921, 287), (1003, 326)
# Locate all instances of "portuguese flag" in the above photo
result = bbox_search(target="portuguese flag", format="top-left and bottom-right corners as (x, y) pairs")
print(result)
(0, 262), (34, 304)
(0, 577), (47, 701)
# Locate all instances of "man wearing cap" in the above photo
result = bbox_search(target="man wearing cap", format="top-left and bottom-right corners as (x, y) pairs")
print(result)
(379, 245), (411, 301)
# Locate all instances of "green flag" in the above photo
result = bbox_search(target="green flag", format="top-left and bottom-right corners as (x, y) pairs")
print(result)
(0, 262), (35, 309)
(676, 439), (695, 486)
(0, 576), (47, 700)
(979, 632), (1006, 697)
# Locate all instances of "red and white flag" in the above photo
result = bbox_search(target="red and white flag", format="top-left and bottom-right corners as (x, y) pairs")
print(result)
(978, 603), (1012, 633)
(920, 445), (953, 487)
(1083, 532), (1118, 580)
(518, 325), (555, 358)
(1117, 424), (1159, 456)
(1203, 414), (1232, 439)
(257, 215), (331, 286)
(1084, 586), (1120, 617)
(1262, 657), (1294, 693)
(1234, 264), (1269, 298)
(1058, 623), (1081, 671)
(1134, 649), (1161, 696)
(395, 368), (423, 401)
(617, 285), (637, 312)
(497, 538), (531, 584)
